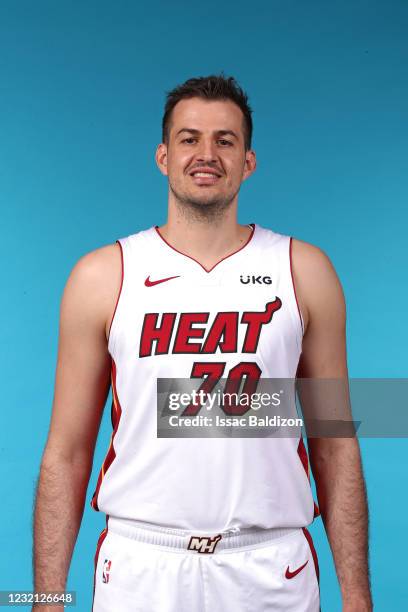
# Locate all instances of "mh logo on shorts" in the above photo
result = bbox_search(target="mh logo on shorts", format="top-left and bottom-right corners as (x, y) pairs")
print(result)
(187, 534), (222, 554)
(102, 559), (111, 583)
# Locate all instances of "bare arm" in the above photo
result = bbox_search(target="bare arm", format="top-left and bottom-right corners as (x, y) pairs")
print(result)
(32, 244), (120, 610)
(292, 239), (372, 612)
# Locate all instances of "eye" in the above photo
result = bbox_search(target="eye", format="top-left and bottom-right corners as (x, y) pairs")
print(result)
(218, 139), (233, 146)
(182, 137), (197, 144)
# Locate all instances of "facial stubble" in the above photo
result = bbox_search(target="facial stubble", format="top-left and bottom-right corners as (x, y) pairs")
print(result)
(168, 179), (240, 224)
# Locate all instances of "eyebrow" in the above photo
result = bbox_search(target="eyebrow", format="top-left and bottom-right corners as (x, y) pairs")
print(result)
(176, 128), (238, 140)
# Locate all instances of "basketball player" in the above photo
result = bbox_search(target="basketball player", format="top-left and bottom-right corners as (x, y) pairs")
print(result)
(32, 75), (372, 611)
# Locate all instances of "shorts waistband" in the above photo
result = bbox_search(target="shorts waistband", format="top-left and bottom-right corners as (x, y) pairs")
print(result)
(107, 516), (298, 553)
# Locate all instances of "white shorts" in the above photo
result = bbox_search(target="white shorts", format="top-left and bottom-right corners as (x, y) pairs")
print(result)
(92, 516), (320, 612)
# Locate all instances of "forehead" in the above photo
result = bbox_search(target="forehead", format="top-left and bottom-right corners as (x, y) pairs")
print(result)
(169, 98), (244, 136)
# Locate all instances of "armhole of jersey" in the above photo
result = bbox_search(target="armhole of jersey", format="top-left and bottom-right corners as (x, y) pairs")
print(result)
(107, 239), (124, 355)
(289, 236), (305, 338)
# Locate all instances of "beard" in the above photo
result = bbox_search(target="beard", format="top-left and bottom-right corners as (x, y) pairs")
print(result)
(169, 180), (240, 224)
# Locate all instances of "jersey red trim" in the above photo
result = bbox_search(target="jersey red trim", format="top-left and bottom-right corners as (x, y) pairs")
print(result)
(154, 223), (256, 273)
(91, 515), (109, 610)
(90, 358), (122, 511)
(297, 437), (320, 519)
(107, 240), (124, 344)
(289, 237), (304, 335)
(297, 437), (310, 478)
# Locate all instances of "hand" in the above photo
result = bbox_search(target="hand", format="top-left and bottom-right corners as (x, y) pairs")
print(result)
(32, 607), (64, 612)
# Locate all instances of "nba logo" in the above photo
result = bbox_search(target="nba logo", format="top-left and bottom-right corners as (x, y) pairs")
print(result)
(102, 559), (111, 583)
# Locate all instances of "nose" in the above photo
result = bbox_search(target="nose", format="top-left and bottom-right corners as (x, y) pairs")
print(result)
(195, 138), (218, 163)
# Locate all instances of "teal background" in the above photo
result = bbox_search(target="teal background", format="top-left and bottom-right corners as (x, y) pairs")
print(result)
(1, 0), (407, 609)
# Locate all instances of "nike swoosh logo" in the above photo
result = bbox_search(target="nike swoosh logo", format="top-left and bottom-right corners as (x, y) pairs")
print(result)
(285, 560), (308, 579)
(144, 275), (180, 287)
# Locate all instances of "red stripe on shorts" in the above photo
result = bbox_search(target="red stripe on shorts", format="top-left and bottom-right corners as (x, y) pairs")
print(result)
(91, 515), (109, 611)
(302, 526), (320, 584)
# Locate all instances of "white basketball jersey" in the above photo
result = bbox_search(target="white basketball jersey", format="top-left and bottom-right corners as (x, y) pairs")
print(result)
(90, 223), (319, 531)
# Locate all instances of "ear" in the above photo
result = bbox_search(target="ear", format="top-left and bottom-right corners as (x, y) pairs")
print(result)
(242, 149), (257, 181)
(156, 143), (168, 176)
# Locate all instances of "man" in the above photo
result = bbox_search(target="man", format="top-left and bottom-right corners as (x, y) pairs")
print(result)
(33, 74), (372, 611)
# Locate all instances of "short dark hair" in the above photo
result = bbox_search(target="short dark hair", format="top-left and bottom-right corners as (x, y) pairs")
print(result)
(162, 73), (253, 150)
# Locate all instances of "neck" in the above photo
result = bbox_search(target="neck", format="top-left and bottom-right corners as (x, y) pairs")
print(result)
(157, 204), (252, 270)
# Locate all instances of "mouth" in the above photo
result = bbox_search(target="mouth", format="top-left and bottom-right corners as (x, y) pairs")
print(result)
(189, 170), (222, 186)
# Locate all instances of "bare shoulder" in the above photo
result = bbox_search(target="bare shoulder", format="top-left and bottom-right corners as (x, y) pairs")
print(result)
(291, 237), (345, 334)
(62, 241), (122, 342)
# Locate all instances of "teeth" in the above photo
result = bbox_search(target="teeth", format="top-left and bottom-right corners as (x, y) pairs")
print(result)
(192, 172), (218, 178)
